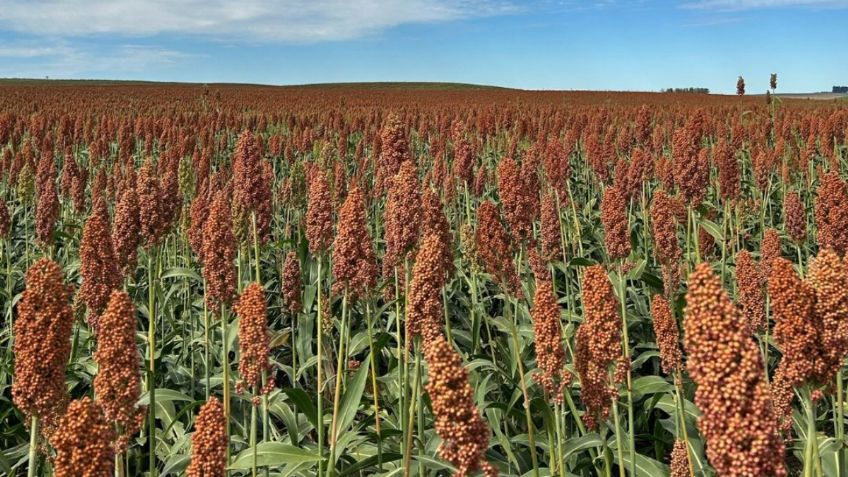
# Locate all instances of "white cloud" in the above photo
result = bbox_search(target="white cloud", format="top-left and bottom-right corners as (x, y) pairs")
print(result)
(682, 0), (848, 10)
(0, 42), (199, 77)
(0, 0), (519, 42)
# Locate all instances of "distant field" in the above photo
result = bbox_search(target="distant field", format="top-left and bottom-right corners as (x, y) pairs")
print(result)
(3, 74), (848, 477)
(775, 92), (848, 100)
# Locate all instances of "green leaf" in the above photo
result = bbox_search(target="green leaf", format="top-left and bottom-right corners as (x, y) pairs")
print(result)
(160, 267), (203, 282)
(655, 394), (700, 423)
(632, 376), (674, 396)
(569, 257), (596, 267)
(338, 453), (402, 477)
(615, 450), (669, 477)
(700, 218), (725, 242)
(161, 454), (190, 476)
(280, 388), (318, 429)
(337, 359), (371, 435)
(138, 388), (193, 406)
(229, 442), (322, 470)
(563, 433), (605, 460)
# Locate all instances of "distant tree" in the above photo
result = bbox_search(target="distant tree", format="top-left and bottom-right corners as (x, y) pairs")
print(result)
(770, 73), (777, 91)
(834, 86), (848, 94)
(737, 76), (745, 96)
(662, 87), (709, 94)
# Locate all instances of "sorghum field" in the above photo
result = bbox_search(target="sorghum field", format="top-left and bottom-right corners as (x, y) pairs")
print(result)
(1, 80), (847, 477)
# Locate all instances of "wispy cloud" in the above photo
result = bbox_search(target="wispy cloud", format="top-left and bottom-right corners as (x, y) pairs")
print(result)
(682, 0), (848, 10)
(0, 41), (200, 78)
(0, 0), (520, 43)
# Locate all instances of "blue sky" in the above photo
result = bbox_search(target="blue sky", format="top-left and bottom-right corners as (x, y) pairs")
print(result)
(0, 0), (845, 93)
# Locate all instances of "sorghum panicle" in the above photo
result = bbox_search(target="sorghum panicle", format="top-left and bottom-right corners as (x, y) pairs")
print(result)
(112, 186), (141, 276)
(79, 199), (121, 330)
(761, 228), (781, 277)
(768, 258), (821, 433)
(407, 233), (448, 345)
(601, 185), (630, 261)
(769, 258), (822, 385)
(475, 200), (521, 298)
(714, 140), (740, 202)
(51, 397), (115, 477)
(815, 171), (848, 256)
(807, 249), (848, 384)
(783, 191), (806, 243)
(202, 189), (237, 309)
(575, 265), (622, 430)
(0, 199), (10, 237)
(332, 186), (377, 297)
(93, 290), (145, 453)
(684, 263), (786, 477)
(497, 157), (534, 242)
(670, 439), (691, 477)
(232, 131), (273, 243)
(735, 250), (767, 333)
(35, 169), (59, 246)
(378, 113), (412, 194)
(383, 160), (421, 280)
(532, 278), (569, 403)
(12, 258), (74, 436)
(651, 189), (683, 297)
(423, 336), (497, 477)
(650, 295), (682, 374)
(137, 159), (165, 248)
(282, 250), (302, 315)
(305, 168), (334, 254)
(421, 187), (454, 279)
(187, 398), (228, 477)
(234, 283), (274, 400)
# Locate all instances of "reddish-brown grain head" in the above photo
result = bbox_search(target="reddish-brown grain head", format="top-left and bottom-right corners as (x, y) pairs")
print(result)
(684, 263), (786, 477)
(187, 398), (228, 477)
(79, 199), (121, 330)
(306, 168), (334, 254)
(575, 265), (622, 430)
(93, 290), (145, 453)
(332, 186), (377, 297)
(423, 336), (497, 477)
(202, 189), (237, 309)
(601, 185), (631, 261)
(532, 278), (569, 403)
(234, 283), (274, 400)
(475, 200), (521, 298)
(650, 295), (682, 375)
(12, 258), (74, 436)
(51, 397), (115, 477)
(282, 250), (302, 315)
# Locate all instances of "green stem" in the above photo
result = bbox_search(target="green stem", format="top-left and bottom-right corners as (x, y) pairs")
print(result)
(618, 265), (635, 477)
(364, 301), (383, 472)
(805, 388), (818, 477)
(328, 291), (349, 477)
(316, 257), (325, 477)
(510, 298), (540, 477)
(251, 399), (258, 477)
(27, 416), (38, 477)
(838, 370), (845, 477)
(610, 386), (626, 477)
(403, 341), (421, 477)
(674, 375), (697, 477)
(147, 250), (157, 477)
(221, 304), (231, 465)
(203, 280), (210, 400)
